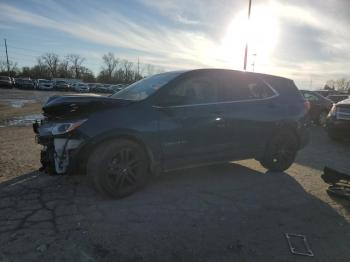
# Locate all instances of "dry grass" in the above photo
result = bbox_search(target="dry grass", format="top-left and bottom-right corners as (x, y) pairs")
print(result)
(0, 126), (41, 182)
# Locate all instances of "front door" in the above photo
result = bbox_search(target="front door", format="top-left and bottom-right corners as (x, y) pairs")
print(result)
(155, 70), (226, 170)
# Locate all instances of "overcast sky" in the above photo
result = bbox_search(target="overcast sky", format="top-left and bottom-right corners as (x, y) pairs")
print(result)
(0, 0), (349, 89)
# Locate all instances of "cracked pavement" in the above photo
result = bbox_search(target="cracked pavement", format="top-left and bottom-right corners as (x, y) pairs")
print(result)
(0, 128), (350, 262)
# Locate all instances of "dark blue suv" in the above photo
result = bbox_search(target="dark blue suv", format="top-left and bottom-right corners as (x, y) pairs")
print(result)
(34, 69), (309, 198)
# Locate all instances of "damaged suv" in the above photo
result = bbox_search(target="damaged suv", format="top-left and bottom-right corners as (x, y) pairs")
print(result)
(33, 69), (309, 198)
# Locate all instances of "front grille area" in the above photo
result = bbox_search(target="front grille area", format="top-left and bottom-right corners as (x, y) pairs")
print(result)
(337, 107), (350, 120)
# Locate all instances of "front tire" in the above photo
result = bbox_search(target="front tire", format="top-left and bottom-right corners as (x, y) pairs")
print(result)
(87, 139), (150, 198)
(260, 130), (298, 172)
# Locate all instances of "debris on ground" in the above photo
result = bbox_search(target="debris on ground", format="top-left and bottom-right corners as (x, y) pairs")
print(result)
(322, 167), (350, 200)
(36, 244), (48, 253)
(285, 233), (314, 257)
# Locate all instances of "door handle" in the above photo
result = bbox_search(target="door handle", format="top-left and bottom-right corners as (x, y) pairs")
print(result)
(210, 110), (224, 115)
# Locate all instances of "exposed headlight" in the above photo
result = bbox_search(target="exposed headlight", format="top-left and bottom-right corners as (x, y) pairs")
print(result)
(51, 119), (87, 135)
(328, 105), (337, 117)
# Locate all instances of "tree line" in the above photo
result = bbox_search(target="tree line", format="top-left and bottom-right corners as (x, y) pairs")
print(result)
(324, 78), (350, 93)
(0, 52), (163, 84)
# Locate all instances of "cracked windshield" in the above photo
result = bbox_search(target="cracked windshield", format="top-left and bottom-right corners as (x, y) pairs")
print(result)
(0, 0), (349, 261)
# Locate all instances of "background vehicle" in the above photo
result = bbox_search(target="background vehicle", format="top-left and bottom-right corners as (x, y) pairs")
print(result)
(327, 94), (349, 103)
(110, 84), (124, 93)
(315, 90), (342, 98)
(300, 90), (333, 126)
(90, 83), (112, 93)
(73, 83), (90, 92)
(327, 98), (350, 141)
(34, 69), (309, 198)
(54, 80), (71, 91)
(0, 76), (14, 88)
(16, 78), (35, 89)
(37, 79), (54, 90)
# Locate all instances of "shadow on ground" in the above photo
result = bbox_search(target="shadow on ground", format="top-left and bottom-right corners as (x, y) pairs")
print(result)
(295, 126), (350, 173)
(0, 163), (349, 262)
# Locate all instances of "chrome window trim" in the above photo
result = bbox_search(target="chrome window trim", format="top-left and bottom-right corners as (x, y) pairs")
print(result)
(153, 78), (279, 109)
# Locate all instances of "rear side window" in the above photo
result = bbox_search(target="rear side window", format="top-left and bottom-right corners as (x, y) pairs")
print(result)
(219, 72), (276, 102)
(302, 92), (320, 101)
(168, 73), (220, 105)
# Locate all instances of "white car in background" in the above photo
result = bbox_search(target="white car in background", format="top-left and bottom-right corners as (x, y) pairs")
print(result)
(37, 79), (54, 90)
(73, 83), (90, 92)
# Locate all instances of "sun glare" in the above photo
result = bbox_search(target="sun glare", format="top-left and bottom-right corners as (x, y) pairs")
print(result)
(220, 4), (279, 71)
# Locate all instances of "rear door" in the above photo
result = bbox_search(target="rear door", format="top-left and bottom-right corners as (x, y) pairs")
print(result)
(217, 71), (279, 158)
(155, 71), (228, 169)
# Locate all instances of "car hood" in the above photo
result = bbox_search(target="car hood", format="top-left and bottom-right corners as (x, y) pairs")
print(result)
(43, 94), (133, 119)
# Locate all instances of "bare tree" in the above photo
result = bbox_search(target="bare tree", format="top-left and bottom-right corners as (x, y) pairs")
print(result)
(0, 59), (19, 75)
(40, 53), (60, 77)
(80, 66), (95, 82)
(121, 59), (134, 83)
(1, 51), (163, 84)
(57, 58), (71, 78)
(326, 78), (350, 92)
(66, 54), (85, 79)
(145, 64), (155, 76)
(101, 52), (119, 81)
(335, 78), (348, 91)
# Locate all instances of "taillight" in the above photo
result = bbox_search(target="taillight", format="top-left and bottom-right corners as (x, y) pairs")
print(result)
(328, 105), (337, 117)
(304, 101), (311, 112)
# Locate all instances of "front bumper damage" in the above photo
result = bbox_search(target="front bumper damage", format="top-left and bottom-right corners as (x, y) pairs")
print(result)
(33, 120), (84, 175)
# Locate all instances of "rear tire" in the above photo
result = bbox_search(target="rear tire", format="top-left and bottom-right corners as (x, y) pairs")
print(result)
(260, 130), (298, 172)
(87, 139), (151, 198)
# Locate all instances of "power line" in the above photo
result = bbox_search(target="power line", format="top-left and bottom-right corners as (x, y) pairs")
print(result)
(8, 51), (40, 58)
(10, 57), (37, 63)
(7, 44), (43, 53)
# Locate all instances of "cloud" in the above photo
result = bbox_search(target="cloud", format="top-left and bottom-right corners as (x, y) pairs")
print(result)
(0, 2), (219, 70)
(273, 1), (350, 87)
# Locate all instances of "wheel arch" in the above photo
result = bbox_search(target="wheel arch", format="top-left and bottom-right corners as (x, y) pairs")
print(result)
(262, 121), (302, 153)
(73, 130), (160, 175)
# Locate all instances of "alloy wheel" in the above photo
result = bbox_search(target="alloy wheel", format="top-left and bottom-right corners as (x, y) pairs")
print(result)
(105, 147), (142, 192)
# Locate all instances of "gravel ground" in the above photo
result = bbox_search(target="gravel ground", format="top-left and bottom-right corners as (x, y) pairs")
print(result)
(0, 89), (349, 261)
(0, 127), (41, 182)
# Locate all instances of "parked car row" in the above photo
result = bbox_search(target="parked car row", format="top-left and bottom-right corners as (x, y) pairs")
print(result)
(315, 89), (349, 103)
(0, 75), (127, 93)
(300, 89), (350, 141)
(0, 76), (14, 88)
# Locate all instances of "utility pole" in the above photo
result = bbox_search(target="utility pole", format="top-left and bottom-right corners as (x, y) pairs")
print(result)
(4, 39), (10, 76)
(243, 0), (252, 71)
(137, 57), (140, 76)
